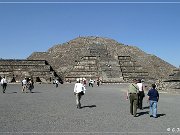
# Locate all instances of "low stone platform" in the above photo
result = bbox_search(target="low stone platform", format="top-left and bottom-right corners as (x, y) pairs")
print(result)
(0, 59), (59, 83)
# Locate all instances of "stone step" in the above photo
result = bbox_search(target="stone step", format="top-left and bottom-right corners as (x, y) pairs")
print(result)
(0, 59), (57, 83)
(0, 65), (51, 72)
(0, 60), (47, 66)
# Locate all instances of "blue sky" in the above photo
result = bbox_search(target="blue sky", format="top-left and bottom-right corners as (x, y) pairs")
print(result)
(0, 1), (180, 67)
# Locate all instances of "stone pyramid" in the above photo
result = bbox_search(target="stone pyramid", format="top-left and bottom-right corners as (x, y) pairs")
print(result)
(28, 36), (177, 82)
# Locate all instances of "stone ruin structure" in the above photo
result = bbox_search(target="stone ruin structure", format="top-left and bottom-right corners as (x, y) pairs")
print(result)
(63, 55), (149, 83)
(156, 68), (180, 93)
(26, 36), (177, 83)
(0, 59), (59, 83)
(0, 35), (178, 94)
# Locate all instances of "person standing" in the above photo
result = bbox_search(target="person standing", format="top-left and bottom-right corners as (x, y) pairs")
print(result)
(22, 78), (27, 93)
(83, 78), (87, 86)
(97, 79), (100, 86)
(137, 79), (145, 110)
(147, 84), (159, 118)
(89, 79), (94, 87)
(127, 79), (139, 117)
(1, 77), (7, 93)
(54, 79), (59, 88)
(74, 79), (86, 109)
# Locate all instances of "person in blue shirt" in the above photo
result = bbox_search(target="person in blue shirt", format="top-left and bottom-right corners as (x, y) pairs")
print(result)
(147, 84), (159, 118)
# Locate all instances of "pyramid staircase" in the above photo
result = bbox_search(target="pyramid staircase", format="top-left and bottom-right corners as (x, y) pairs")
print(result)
(118, 56), (149, 81)
(65, 56), (99, 81)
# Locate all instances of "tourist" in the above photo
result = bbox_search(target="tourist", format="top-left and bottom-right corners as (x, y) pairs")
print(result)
(147, 84), (159, 118)
(27, 78), (34, 93)
(89, 79), (94, 87)
(1, 77), (7, 93)
(74, 79), (86, 109)
(137, 79), (145, 110)
(126, 79), (139, 117)
(54, 79), (59, 88)
(22, 78), (27, 93)
(97, 78), (100, 86)
(83, 78), (86, 86)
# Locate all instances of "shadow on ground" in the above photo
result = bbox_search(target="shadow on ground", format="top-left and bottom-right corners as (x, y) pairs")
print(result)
(81, 105), (96, 108)
(157, 113), (166, 118)
(6, 92), (17, 94)
(143, 106), (149, 109)
(30, 91), (42, 93)
(137, 111), (149, 116)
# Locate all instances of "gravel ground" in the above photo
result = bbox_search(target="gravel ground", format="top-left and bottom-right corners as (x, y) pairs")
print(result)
(0, 83), (180, 135)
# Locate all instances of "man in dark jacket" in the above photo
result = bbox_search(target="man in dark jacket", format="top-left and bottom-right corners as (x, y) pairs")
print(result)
(147, 84), (159, 118)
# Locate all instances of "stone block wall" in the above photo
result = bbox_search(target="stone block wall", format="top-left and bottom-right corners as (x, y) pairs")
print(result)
(0, 59), (58, 83)
(118, 56), (149, 81)
(65, 56), (99, 81)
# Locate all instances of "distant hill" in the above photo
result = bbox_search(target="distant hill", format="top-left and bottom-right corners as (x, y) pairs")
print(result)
(27, 36), (177, 81)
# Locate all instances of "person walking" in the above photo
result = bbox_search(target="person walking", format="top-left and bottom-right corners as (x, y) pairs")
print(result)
(1, 77), (7, 93)
(127, 79), (139, 117)
(22, 78), (27, 93)
(147, 84), (159, 118)
(137, 79), (145, 110)
(74, 79), (86, 109)
(27, 78), (34, 93)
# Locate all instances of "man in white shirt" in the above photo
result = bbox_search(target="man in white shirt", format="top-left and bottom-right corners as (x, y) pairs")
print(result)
(1, 77), (7, 93)
(137, 79), (145, 110)
(22, 78), (27, 93)
(74, 79), (86, 109)
(54, 79), (59, 88)
(89, 79), (94, 87)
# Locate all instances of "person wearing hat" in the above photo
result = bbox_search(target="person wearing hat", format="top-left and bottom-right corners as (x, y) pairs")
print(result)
(147, 84), (159, 118)
(127, 79), (139, 117)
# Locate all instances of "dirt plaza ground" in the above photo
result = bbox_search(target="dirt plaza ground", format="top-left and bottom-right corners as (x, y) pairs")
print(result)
(0, 83), (180, 135)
